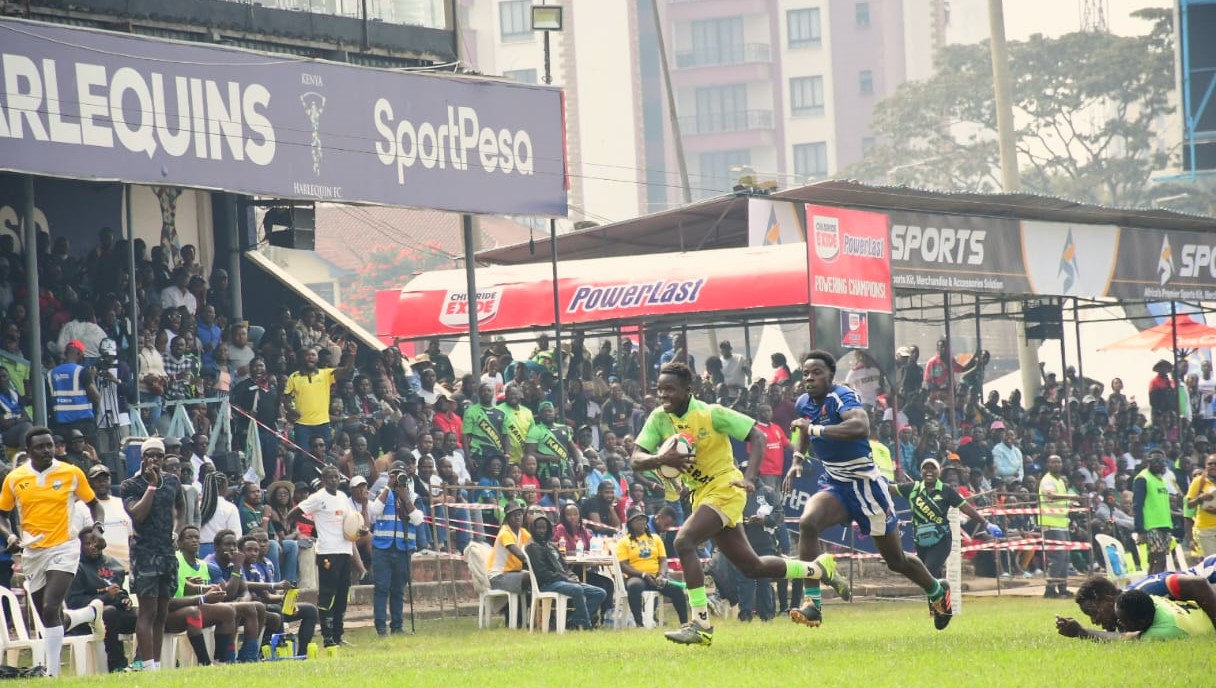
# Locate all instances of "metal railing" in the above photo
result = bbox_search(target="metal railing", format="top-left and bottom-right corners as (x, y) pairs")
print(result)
(678, 109), (774, 134)
(674, 43), (771, 69)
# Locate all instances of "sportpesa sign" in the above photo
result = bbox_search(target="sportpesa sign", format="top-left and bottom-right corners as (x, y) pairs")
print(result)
(0, 18), (566, 216)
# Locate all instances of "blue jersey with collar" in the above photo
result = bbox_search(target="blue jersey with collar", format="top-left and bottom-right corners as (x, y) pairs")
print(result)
(794, 384), (875, 480)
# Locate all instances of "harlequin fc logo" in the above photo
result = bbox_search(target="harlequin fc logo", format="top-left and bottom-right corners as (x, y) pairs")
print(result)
(301, 91), (327, 176)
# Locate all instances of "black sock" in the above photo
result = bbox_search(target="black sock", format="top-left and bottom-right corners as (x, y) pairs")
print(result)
(214, 633), (235, 663)
(188, 634), (211, 666)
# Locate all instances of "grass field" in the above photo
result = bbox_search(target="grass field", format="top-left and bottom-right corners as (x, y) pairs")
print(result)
(52, 597), (1207, 687)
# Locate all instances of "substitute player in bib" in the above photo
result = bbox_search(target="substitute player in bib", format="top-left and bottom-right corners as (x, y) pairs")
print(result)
(787, 351), (952, 631)
(0, 426), (106, 676)
(632, 362), (840, 646)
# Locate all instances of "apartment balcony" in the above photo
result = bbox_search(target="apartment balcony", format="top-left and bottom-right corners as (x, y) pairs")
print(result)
(679, 109), (773, 134)
(668, 0), (768, 22)
(670, 45), (772, 88)
(678, 110), (776, 153)
(675, 43), (771, 69)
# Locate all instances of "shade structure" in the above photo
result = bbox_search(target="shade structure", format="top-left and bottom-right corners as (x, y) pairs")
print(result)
(1100, 314), (1216, 351)
(378, 244), (811, 340)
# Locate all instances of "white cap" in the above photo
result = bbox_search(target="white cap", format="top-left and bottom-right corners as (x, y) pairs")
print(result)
(142, 437), (165, 454)
(350, 475), (368, 488)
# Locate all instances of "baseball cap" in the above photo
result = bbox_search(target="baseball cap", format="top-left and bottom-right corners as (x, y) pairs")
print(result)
(626, 507), (648, 523)
(896, 346), (913, 357)
(99, 338), (117, 357)
(921, 458), (941, 471)
(65, 340), (85, 353)
(142, 437), (165, 454)
(87, 464), (111, 478)
(349, 475), (368, 489)
(990, 420), (1005, 430)
(504, 499), (527, 517)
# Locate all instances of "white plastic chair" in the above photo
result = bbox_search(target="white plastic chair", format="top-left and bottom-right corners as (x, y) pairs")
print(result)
(607, 557), (662, 629)
(160, 631), (194, 669)
(22, 583), (105, 676)
(0, 586), (45, 669)
(465, 542), (520, 629)
(1095, 534), (1144, 586)
(522, 550), (569, 633)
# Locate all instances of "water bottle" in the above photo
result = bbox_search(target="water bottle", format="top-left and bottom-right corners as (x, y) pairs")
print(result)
(1106, 544), (1124, 576)
(575, 539), (584, 557)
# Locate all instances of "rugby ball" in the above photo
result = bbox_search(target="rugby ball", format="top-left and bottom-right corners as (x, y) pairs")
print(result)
(342, 510), (364, 541)
(657, 433), (696, 479)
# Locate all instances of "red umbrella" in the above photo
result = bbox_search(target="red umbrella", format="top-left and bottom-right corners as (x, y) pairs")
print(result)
(1101, 314), (1216, 351)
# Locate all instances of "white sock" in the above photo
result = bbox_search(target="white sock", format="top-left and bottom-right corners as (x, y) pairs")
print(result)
(146, 659), (159, 671)
(691, 605), (710, 626)
(43, 625), (64, 677)
(62, 606), (94, 631)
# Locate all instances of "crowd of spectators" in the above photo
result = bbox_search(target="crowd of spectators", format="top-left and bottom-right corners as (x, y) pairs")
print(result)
(5, 226), (1216, 643)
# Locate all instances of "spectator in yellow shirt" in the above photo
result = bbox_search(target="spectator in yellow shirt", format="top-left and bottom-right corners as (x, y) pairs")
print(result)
(1185, 454), (1216, 555)
(617, 508), (687, 628)
(285, 342), (356, 452)
(488, 500), (532, 601)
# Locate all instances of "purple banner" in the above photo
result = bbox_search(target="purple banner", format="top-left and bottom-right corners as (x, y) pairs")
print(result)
(0, 176), (121, 253)
(0, 19), (567, 216)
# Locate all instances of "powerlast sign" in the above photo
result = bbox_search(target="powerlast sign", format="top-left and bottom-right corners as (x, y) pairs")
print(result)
(0, 18), (567, 216)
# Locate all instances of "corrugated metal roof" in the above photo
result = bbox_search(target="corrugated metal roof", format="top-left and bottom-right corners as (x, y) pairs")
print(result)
(476, 180), (1216, 266)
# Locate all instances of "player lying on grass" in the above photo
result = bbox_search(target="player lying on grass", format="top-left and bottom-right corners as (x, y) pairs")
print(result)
(1056, 574), (1216, 640)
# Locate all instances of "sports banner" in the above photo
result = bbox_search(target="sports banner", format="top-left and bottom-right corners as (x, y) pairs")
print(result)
(1109, 226), (1216, 301)
(0, 18), (566, 216)
(747, 198), (804, 246)
(379, 244), (810, 338)
(806, 204), (892, 313)
(888, 212), (1028, 293)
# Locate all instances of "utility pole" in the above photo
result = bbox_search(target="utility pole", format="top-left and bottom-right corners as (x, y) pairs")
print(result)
(649, 0), (692, 204)
(987, 0), (1041, 400)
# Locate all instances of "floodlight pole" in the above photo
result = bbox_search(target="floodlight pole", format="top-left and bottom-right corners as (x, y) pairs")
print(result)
(536, 10), (566, 421)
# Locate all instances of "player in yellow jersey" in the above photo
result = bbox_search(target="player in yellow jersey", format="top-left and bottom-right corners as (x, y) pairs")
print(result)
(0, 426), (106, 676)
(631, 363), (846, 646)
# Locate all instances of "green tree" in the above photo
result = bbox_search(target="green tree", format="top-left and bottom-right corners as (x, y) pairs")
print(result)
(340, 242), (453, 332)
(848, 9), (1176, 207)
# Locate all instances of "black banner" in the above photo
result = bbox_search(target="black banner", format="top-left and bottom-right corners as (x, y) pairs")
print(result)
(1110, 226), (1216, 301)
(888, 212), (1029, 294)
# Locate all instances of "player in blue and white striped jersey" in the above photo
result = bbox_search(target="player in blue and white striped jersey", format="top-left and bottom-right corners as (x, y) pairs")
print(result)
(785, 349), (953, 631)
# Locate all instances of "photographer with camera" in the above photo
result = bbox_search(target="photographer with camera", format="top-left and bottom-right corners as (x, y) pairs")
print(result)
(366, 460), (425, 636)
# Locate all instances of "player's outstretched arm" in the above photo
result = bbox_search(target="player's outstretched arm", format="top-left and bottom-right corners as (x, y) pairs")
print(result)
(1055, 616), (1138, 642)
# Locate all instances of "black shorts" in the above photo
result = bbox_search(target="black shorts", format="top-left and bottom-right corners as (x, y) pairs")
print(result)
(131, 552), (178, 598)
